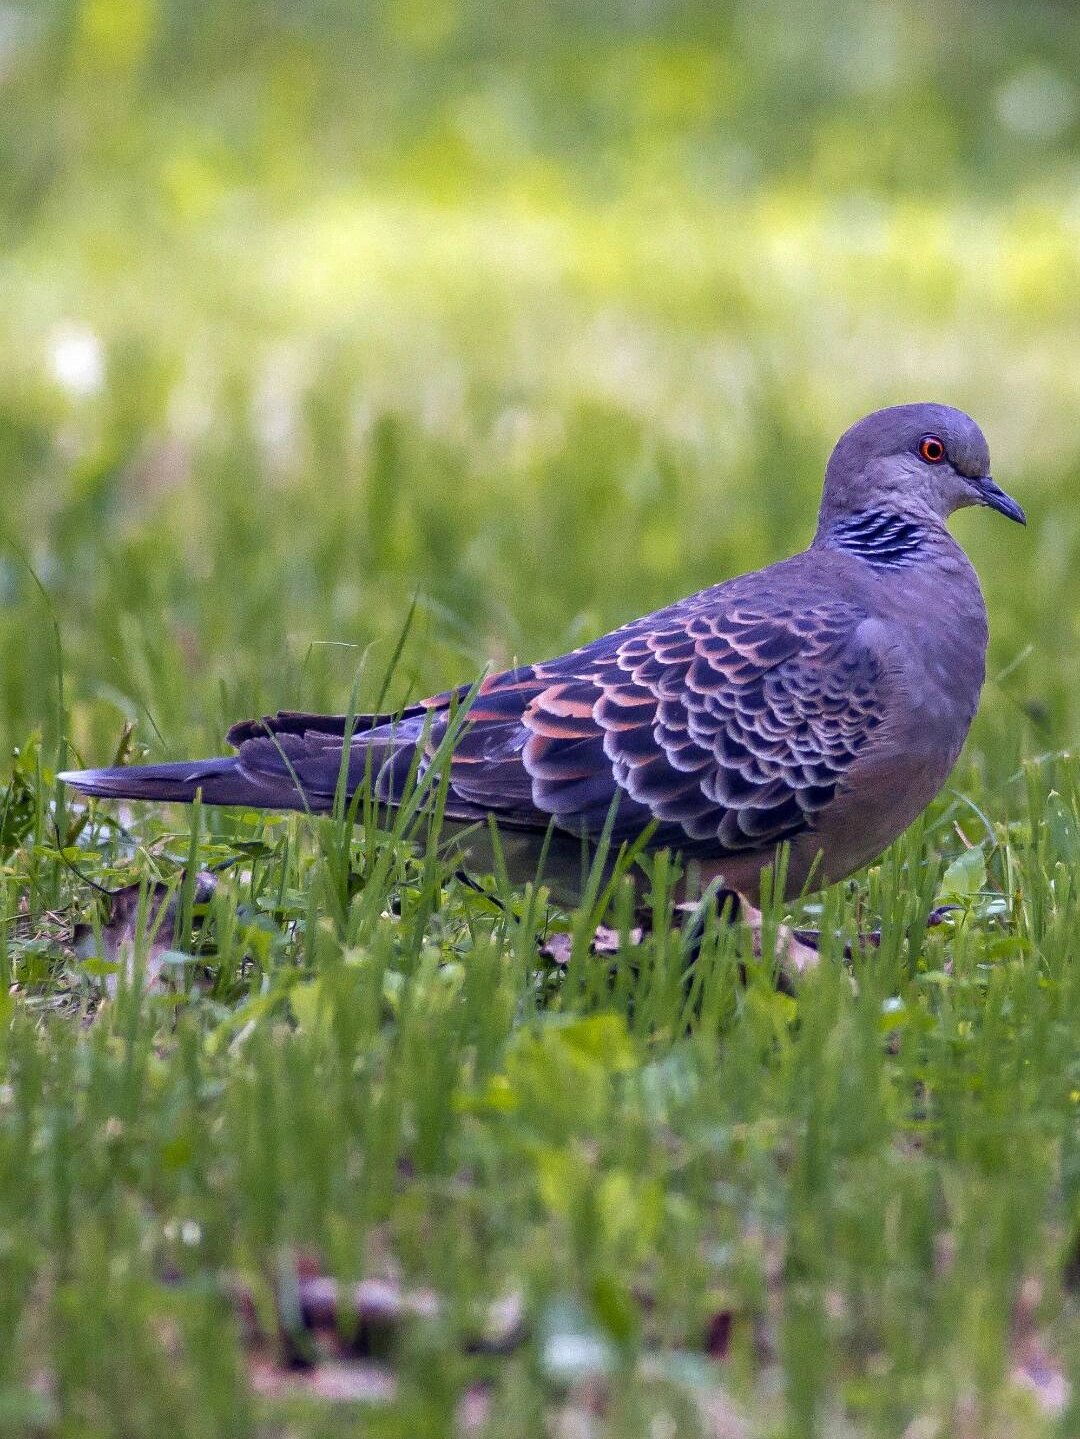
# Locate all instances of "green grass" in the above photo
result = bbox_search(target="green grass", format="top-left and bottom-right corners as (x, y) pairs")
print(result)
(2, 3), (1080, 1435)
(2, 740), (1078, 1436)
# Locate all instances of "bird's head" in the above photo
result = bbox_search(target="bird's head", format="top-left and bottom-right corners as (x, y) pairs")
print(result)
(817, 403), (1025, 530)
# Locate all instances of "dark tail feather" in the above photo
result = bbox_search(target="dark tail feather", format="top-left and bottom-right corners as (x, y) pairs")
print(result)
(57, 757), (317, 811)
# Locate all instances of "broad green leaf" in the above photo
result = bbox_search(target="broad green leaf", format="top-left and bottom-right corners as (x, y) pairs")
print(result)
(940, 846), (986, 899)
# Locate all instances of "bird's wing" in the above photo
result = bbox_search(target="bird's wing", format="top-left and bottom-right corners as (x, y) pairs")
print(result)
(401, 591), (888, 856)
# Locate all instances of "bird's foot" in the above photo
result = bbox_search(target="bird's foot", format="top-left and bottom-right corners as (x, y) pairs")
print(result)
(536, 889), (819, 988)
(789, 903), (960, 958)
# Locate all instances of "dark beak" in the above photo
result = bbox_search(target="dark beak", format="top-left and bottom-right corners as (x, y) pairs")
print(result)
(971, 475), (1026, 525)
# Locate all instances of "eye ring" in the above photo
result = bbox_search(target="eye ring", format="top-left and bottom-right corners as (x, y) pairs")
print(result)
(919, 435), (946, 463)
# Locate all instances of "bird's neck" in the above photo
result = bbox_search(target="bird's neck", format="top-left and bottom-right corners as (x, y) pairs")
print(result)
(814, 507), (947, 570)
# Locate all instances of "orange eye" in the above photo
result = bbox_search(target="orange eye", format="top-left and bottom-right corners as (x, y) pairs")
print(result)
(919, 435), (946, 463)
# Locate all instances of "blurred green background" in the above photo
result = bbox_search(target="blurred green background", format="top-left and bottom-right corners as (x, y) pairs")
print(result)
(2, 9), (1079, 1434)
(2, 0), (1079, 772)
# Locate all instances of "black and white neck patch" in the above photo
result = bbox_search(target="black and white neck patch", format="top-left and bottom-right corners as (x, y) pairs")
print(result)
(826, 511), (928, 569)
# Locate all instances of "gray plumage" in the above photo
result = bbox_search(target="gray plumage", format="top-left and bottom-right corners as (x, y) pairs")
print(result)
(60, 403), (1024, 901)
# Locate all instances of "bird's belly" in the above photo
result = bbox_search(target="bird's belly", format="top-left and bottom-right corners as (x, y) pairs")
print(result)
(814, 742), (958, 886)
(807, 633), (985, 884)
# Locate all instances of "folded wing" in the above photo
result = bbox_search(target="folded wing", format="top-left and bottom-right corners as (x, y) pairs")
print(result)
(422, 592), (884, 858)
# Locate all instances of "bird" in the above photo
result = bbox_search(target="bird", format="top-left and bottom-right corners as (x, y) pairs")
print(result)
(60, 403), (1024, 910)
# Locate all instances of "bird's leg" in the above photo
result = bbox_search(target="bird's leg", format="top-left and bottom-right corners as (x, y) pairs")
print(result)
(694, 893), (822, 984)
(669, 889), (819, 991)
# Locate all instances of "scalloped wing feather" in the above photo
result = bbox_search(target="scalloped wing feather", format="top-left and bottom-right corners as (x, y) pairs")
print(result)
(407, 589), (885, 858)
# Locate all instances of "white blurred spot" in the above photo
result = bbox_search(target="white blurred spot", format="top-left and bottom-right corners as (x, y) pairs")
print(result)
(997, 67), (1076, 141)
(542, 1329), (614, 1383)
(251, 345), (308, 477)
(164, 1217), (203, 1246)
(49, 324), (105, 397)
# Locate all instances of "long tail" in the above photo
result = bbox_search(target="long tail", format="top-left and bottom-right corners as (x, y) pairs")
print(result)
(57, 756), (324, 810)
(57, 705), (445, 813)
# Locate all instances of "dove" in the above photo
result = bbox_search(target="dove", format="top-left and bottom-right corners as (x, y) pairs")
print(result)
(60, 403), (1024, 905)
